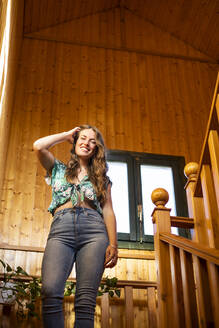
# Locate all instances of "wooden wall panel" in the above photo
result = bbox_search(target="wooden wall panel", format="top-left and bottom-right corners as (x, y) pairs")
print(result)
(0, 38), (218, 250)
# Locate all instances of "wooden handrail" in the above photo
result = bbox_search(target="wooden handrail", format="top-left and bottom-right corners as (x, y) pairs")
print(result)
(170, 216), (194, 228)
(160, 232), (219, 265)
(0, 274), (157, 289)
(194, 73), (219, 197)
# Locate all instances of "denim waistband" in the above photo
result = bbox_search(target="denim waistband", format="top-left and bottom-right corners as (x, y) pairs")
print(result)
(53, 206), (100, 218)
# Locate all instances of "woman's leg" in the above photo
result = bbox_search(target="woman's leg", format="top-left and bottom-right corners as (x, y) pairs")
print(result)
(42, 238), (76, 328)
(41, 209), (77, 328)
(75, 211), (108, 328)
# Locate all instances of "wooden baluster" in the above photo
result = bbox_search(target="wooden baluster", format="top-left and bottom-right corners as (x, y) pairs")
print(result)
(151, 188), (173, 328)
(192, 255), (213, 327)
(147, 287), (158, 328)
(216, 94), (219, 123)
(208, 130), (219, 210)
(184, 162), (208, 245)
(169, 245), (185, 328)
(207, 262), (219, 326)
(179, 249), (199, 328)
(124, 286), (134, 328)
(201, 164), (219, 248)
(101, 293), (110, 328)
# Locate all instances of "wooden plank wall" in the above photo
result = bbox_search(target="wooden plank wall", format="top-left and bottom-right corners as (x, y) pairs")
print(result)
(0, 4), (218, 327)
(0, 0), (24, 195)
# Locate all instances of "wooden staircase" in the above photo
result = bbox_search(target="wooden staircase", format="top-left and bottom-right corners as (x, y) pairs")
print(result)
(151, 73), (219, 328)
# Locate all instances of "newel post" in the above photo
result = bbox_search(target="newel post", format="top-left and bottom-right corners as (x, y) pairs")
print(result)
(151, 188), (173, 328)
(184, 162), (208, 245)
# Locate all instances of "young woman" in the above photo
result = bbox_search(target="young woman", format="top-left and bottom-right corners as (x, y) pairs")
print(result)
(33, 125), (118, 328)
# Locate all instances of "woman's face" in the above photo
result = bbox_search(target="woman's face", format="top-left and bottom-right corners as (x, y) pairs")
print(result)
(75, 128), (97, 160)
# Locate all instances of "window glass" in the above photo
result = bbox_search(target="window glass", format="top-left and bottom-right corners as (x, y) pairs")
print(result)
(140, 165), (177, 235)
(107, 161), (130, 233)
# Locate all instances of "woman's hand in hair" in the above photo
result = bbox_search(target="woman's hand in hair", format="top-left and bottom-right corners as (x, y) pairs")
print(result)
(65, 127), (81, 144)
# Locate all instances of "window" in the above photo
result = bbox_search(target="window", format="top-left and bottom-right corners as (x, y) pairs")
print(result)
(107, 150), (189, 250)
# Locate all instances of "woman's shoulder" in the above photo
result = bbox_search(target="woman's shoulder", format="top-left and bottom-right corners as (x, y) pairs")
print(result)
(51, 158), (66, 179)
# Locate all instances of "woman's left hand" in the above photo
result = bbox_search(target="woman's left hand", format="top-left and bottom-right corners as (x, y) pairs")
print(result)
(104, 245), (118, 268)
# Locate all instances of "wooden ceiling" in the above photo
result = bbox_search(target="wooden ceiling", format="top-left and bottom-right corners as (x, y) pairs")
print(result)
(24, 0), (219, 61)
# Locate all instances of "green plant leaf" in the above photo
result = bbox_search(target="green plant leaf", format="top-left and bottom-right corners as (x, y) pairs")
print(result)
(16, 266), (29, 276)
(0, 259), (6, 268)
(109, 290), (114, 297)
(97, 290), (103, 296)
(26, 303), (34, 311)
(6, 264), (13, 272)
(115, 289), (121, 297)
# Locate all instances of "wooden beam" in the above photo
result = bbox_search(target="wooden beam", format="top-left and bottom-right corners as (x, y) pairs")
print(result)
(24, 35), (218, 64)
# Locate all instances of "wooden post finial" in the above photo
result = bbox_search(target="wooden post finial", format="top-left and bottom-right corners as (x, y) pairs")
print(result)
(151, 188), (169, 208)
(184, 162), (199, 179)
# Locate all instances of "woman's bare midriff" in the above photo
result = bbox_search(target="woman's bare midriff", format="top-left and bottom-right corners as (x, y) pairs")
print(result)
(54, 200), (94, 214)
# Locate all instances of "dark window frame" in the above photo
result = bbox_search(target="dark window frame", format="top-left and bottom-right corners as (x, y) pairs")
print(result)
(106, 150), (189, 250)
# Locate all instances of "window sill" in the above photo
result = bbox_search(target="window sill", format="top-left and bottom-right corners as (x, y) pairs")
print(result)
(118, 240), (154, 251)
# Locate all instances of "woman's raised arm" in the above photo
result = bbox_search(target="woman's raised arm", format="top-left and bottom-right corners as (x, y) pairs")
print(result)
(33, 127), (80, 173)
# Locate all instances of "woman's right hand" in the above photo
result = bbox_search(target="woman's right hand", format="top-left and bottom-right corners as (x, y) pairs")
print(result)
(64, 127), (81, 144)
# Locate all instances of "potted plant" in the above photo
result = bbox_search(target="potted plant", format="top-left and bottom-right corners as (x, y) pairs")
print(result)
(0, 259), (41, 319)
(64, 276), (121, 298)
(0, 259), (120, 320)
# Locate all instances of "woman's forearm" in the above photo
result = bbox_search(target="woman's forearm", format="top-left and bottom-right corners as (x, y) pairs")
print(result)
(33, 132), (68, 151)
(33, 127), (80, 151)
(104, 214), (117, 246)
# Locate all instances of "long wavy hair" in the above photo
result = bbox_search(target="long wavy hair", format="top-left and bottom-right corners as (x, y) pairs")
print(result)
(65, 125), (110, 206)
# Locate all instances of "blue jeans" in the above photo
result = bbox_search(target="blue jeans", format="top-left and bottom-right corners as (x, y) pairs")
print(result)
(41, 207), (109, 328)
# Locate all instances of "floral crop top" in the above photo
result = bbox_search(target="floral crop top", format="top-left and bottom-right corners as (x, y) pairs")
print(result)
(46, 159), (103, 216)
